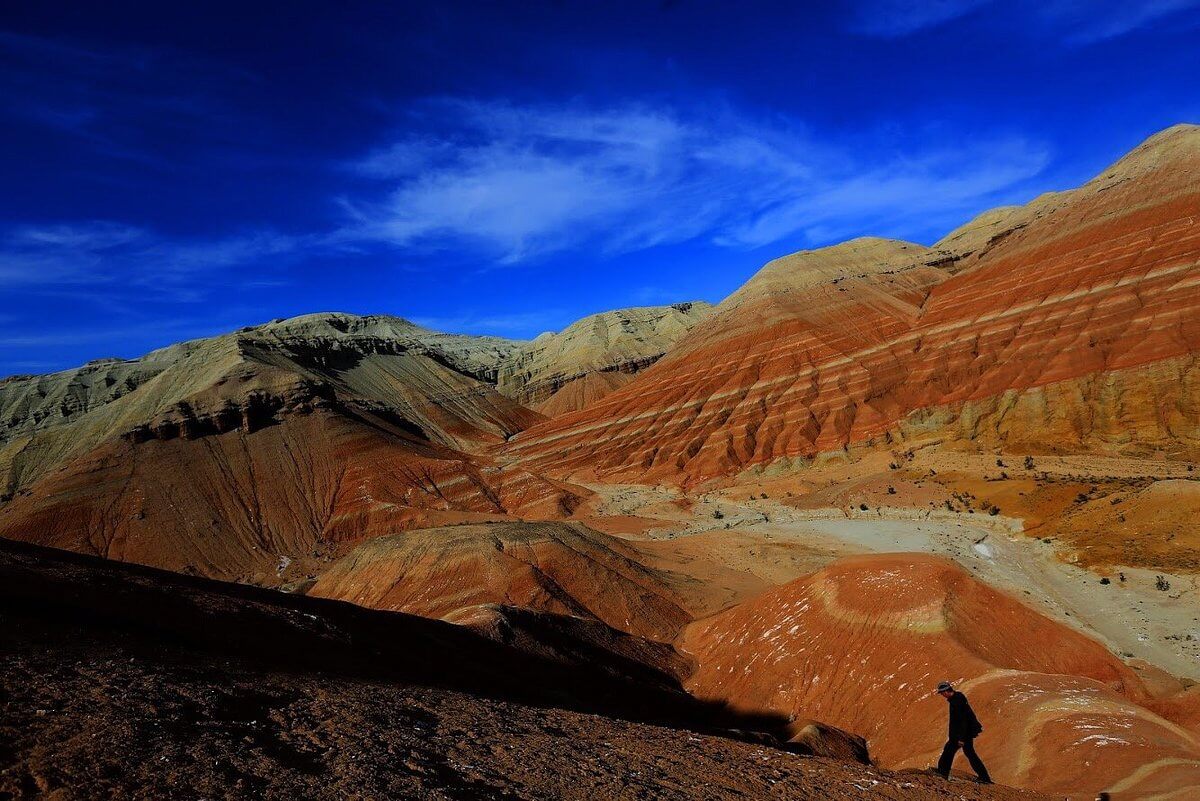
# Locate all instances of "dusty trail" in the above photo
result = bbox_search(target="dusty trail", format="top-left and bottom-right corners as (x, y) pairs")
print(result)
(583, 482), (1200, 681)
(759, 510), (1200, 682)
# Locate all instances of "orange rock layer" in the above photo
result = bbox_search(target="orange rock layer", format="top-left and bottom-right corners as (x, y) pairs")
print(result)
(681, 553), (1200, 796)
(309, 521), (691, 641)
(0, 411), (585, 584)
(506, 126), (1200, 485)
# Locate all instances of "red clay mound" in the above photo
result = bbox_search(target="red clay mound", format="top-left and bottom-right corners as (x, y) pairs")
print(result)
(506, 125), (1200, 485)
(0, 411), (585, 585)
(309, 521), (691, 641)
(681, 553), (1200, 796)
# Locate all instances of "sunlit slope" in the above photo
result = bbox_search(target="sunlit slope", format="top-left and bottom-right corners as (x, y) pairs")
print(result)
(310, 521), (691, 641)
(506, 124), (1200, 484)
(497, 302), (713, 415)
(0, 313), (538, 497)
(681, 553), (1200, 796)
(0, 313), (575, 582)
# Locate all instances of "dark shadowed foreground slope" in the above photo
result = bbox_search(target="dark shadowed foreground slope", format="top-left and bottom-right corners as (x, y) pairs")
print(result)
(0, 540), (1045, 800)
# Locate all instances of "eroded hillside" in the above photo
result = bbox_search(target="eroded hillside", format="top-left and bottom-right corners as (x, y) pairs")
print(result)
(505, 124), (1200, 485)
(496, 302), (713, 415)
(3, 124), (1199, 800)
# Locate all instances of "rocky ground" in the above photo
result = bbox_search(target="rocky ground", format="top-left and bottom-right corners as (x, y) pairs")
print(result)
(0, 540), (1046, 801)
(1, 651), (1042, 801)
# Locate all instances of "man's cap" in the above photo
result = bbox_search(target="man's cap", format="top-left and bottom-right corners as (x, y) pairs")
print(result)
(935, 681), (953, 693)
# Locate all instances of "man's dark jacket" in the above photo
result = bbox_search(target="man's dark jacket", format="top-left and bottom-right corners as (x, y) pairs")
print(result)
(947, 692), (983, 740)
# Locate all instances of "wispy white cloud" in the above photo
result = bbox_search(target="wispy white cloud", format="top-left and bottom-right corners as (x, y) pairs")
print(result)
(343, 100), (740, 263)
(0, 322), (192, 347)
(848, 0), (991, 37)
(0, 222), (299, 299)
(0, 314), (269, 377)
(721, 138), (1050, 247)
(11, 221), (144, 249)
(846, 0), (1200, 40)
(343, 99), (1048, 263)
(1037, 0), (1200, 43)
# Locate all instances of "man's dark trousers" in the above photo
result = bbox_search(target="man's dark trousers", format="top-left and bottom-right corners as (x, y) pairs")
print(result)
(937, 737), (990, 781)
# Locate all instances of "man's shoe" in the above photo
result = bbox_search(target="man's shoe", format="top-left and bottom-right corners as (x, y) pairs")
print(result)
(977, 777), (993, 785)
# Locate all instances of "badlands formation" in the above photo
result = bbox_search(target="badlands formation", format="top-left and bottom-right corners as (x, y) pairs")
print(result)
(2, 124), (1200, 799)
(505, 124), (1200, 483)
(495, 301), (713, 414)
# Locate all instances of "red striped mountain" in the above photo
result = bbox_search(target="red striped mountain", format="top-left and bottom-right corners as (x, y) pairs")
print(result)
(505, 124), (1200, 485)
(0, 314), (579, 583)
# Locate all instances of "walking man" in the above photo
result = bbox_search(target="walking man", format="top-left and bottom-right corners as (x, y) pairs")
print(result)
(935, 681), (992, 784)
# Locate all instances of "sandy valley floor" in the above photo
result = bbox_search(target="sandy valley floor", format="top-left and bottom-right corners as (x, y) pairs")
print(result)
(576, 448), (1200, 682)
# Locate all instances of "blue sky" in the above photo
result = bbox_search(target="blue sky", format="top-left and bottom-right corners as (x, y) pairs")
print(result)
(1, 1), (1197, 376)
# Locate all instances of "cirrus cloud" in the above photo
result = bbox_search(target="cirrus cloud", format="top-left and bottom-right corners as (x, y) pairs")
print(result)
(0, 221), (298, 300)
(342, 99), (1050, 263)
(847, 0), (1200, 41)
